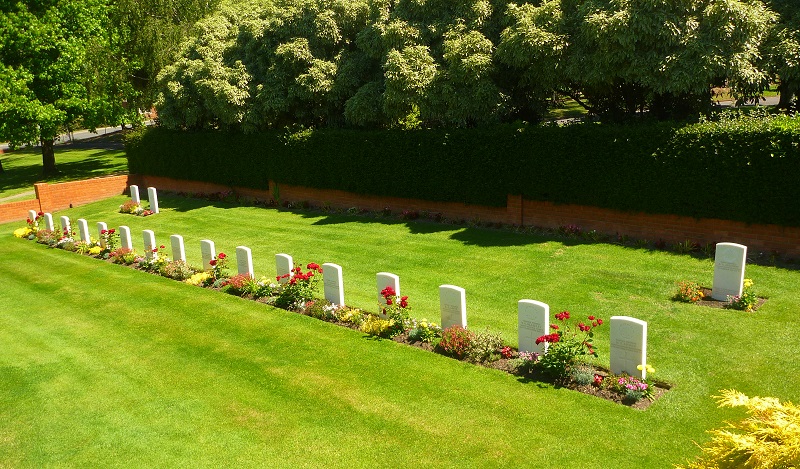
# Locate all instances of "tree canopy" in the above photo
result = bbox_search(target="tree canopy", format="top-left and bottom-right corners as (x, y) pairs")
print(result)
(0, 0), (136, 174)
(155, 0), (788, 129)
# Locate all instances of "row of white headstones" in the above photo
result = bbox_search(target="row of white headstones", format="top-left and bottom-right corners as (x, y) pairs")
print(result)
(29, 185), (750, 381)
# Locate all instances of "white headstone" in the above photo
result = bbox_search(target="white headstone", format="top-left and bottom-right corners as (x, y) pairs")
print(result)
(44, 213), (54, 231)
(236, 246), (254, 277)
(77, 218), (91, 243)
(97, 222), (108, 248)
(439, 285), (467, 329)
(275, 253), (293, 284)
(119, 225), (133, 250)
(322, 263), (344, 306)
(712, 242), (747, 301)
(376, 272), (401, 319)
(170, 235), (186, 262)
(518, 300), (549, 354)
(200, 240), (216, 271)
(59, 216), (71, 235)
(147, 187), (159, 214)
(130, 185), (141, 204)
(28, 210), (37, 222)
(610, 316), (648, 379)
(143, 230), (157, 260)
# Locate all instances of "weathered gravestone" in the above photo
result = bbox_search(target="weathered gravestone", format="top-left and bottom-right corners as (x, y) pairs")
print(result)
(711, 242), (747, 301)
(610, 316), (648, 379)
(59, 216), (71, 235)
(44, 213), (54, 231)
(236, 246), (254, 277)
(143, 230), (157, 260)
(119, 226), (133, 250)
(97, 222), (108, 248)
(77, 219), (91, 243)
(147, 187), (159, 214)
(200, 240), (216, 271)
(322, 263), (344, 306)
(170, 235), (186, 262)
(129, 185), (141, 204)
(439, 285), (467, 329)
(376, 272), (400, 319)
(518, 299), (549, 354)
(275, 254), (293, 284)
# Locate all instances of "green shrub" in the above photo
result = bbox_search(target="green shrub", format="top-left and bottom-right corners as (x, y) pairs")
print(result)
(127, 113), (800, 226)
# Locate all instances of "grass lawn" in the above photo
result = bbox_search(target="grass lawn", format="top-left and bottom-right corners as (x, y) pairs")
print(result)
(2, 194), (799, 466)
(0, 143), (127, 200)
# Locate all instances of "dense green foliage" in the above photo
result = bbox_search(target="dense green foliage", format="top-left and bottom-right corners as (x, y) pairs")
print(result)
(127, 112), (800, 226)
(0, 0), (136, 173)
(155, 0), (784, 128)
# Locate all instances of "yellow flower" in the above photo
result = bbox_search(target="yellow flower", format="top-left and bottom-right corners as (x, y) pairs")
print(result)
(13, 227), (31, 238)
(185, 272), (211, 286)
(637, 364), (655, 374)
(89, 246), (102, 255)
(743, 278), (754, 289)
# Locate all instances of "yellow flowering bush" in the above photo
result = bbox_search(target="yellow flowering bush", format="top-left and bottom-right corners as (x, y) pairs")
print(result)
(359, 315), (393, 337)
(14, 227), (32, 238)
(185, 272), (212, 286)
(89, 246), (103, 255)
(678, 389), (800, 468)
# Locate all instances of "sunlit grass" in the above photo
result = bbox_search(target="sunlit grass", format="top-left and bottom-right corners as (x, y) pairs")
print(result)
(2, 195), (799, 467)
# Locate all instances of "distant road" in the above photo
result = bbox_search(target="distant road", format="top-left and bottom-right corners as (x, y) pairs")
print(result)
(1, 121), (154, 153)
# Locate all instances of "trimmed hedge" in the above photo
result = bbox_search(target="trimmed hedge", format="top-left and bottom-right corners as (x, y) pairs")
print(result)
(126, 115), (800, 226)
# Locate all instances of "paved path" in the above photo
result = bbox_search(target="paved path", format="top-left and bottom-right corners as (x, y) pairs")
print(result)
(1, 121), (154, 152)
(0, 191), (36, 203)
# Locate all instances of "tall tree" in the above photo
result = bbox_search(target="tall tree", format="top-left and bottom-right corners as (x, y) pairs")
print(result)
(108, 0), (222, 111)
(763, 0), (800, 110)
(0, 0), (136, 175)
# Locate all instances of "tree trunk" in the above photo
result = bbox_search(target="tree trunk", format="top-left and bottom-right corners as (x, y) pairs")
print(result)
(778, 82), (794, 110)
(0, 157), (5, 174)
(41, 138), (58, 176)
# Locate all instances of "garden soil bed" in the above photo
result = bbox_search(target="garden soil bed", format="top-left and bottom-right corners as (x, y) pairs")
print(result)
(695, 287), (767, 311)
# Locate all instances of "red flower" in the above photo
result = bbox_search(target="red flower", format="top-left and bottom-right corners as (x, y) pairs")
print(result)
(109, 229), (115, 234)
(218, 252), (226, 259)
(307, 263), (320, 270)
(37, 211), (44, 216)
(209, 259), (217, 266)
(276, 276), (281, 281)
(152, 248), (158, 253)
(26, 218), (31, 224)
(399, 296), (408, 308)
(160, 245), (165, 249)
(555, 310), (571, 321)
(100, 230), (107, 234)
(588, 315), (595, 321)
(381, 286), (396, 298)
(386, 297), (393, 305)
(550, 324), (559, 330)
(597, 318), (603, 325)
(289, 278), (297, 285)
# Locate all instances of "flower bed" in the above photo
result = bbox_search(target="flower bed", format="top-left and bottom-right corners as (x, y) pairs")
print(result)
(14, 218), (669, 408)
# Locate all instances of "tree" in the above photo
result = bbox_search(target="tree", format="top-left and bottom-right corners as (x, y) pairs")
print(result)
(763, 0), (800, 110)
(0, 0), (136, 175)
(498, 0), (776, 120)
(108, 0), (223, 111)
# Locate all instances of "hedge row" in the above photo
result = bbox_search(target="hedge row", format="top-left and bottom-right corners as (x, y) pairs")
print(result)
(125, 115), (800, 226)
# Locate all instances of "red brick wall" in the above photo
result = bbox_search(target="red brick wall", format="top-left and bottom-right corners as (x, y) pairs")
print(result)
(0, 199), (42, 224)
(35, 175), (132, 213)
(520, 199), (800, 258)
(3, 173), (798, 258)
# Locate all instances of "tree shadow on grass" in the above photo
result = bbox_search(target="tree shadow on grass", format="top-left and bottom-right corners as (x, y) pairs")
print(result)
(154, 193), (800, 270)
